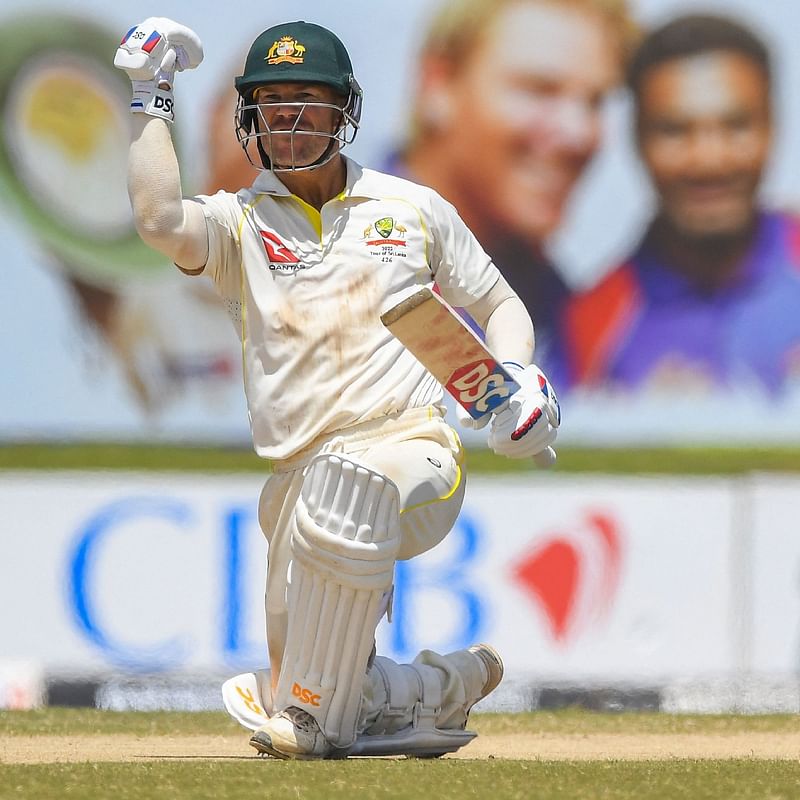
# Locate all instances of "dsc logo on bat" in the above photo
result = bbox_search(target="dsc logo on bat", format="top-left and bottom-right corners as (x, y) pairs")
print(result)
(446, 359), (519, 418)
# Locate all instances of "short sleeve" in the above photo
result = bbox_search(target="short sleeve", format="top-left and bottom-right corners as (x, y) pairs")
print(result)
(427, 193), (501, 307)
(190, 190), (245, 327)
(190, 190), (243, 289)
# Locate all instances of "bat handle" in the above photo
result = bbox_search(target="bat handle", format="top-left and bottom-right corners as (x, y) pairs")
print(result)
(533, 447), (557, 469)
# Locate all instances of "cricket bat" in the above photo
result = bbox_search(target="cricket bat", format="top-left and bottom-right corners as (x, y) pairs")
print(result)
(380, 287), (555, 467)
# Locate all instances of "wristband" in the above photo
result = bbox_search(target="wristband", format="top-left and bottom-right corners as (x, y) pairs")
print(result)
(130, 77), (175, 122)
(501, 360), (525, 374)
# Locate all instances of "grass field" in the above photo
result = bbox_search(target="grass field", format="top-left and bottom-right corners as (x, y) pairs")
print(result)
(3, 442), (800, 474)
(2, 709), (800, 799)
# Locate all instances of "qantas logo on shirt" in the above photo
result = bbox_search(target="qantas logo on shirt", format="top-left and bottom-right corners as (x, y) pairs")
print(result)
(259, 231), (307, 273)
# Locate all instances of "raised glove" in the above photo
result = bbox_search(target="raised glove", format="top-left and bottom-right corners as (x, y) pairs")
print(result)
(114, 17), (203, 122)
(487, 363), (561, 461)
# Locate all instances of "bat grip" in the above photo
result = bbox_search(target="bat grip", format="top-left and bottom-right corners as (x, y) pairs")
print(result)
(533, 447), (557, 469)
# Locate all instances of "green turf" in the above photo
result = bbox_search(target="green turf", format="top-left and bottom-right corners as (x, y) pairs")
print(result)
(4, 709), (800, 737)
(474, 710), (800, 736)
(0, 709), (240, 737)
(2, 442), (800, 474)
(2, 760), (799, 800)
(4, 710), (800, 799)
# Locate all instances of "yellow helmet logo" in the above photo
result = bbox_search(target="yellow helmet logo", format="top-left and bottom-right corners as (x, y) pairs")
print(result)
(266, 36), (307, 65)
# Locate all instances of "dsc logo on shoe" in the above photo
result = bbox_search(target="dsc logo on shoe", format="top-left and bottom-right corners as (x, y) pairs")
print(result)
(292, 682), (321, 707)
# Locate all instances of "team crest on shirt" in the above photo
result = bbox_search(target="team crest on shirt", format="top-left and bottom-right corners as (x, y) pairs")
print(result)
(363, 217), (408, 262)
(259, 230), (308, 273)
(266, 37), (306, 65)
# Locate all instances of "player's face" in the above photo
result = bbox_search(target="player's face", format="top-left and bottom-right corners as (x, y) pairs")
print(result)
(434, 1), (620, 242)
(637, 52), (772, 239)
(253, 83), (344, 169)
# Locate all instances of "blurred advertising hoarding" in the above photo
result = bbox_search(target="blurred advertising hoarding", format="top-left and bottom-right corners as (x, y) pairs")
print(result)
(1, 471), (797, 710)
(2, 0), (800, 445)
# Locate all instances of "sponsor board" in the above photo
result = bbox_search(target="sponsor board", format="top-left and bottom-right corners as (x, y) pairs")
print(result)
(0, 472), (795, 691)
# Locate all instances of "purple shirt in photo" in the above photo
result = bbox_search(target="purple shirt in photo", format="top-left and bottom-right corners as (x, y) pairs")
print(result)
(567, 211), (800, 394)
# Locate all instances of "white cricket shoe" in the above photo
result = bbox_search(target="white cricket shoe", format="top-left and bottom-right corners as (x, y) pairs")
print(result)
(249, 706), (333, 760)
(466, 643), (504, 715)
(439, 643), (504, 728)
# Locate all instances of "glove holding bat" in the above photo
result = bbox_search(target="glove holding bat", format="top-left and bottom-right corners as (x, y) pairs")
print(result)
(381, 287), (560, 468)
(486, 362), (560, 462)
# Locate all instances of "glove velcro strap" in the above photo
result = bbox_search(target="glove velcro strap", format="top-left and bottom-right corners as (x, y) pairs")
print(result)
(130, 80), (175, 122)
(501, 361), (525, 373)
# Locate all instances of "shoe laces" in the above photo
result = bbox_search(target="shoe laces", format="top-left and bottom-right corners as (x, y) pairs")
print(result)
(282, 706), (319, 734)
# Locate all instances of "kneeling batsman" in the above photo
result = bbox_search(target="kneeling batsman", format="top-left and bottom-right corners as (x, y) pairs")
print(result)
(115, 16), (542, 761)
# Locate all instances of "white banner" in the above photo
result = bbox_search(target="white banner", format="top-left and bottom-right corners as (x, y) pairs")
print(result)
(418, 477), (736, 680)
(748, 475), (800, 674)
(2, 471), (796, 693)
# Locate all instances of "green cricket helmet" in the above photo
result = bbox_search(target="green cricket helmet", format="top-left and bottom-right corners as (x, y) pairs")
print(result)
(234, 21), (363, 172)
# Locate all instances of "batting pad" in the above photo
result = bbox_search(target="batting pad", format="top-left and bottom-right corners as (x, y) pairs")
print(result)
(222, 670), (273, 730)
(273, 452), (401, 748)
(366, 655), (443, 734)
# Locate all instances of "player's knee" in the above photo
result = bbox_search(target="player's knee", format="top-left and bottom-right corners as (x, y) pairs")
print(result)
(397, 466), (466, 560)
(293, 453), (401, 583)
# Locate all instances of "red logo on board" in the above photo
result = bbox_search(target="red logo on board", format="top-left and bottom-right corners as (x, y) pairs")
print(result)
(512, 512), (622, 643)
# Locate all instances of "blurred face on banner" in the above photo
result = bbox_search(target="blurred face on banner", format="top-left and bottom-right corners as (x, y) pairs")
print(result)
(637, 51), (772, 240)
(411, 0), (624, 244)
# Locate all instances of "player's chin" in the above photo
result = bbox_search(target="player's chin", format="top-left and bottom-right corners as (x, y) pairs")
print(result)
(269, 149), (325, 170)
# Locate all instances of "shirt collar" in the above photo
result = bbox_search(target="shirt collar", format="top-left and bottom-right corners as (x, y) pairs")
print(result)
(249, 168), (291, 196)
(247, 156), (382, 201)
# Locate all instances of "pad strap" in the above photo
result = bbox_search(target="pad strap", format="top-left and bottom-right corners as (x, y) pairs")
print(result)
(366, 656), (443, 736)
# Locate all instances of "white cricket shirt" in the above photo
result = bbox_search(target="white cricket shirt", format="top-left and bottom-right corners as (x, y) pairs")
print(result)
(193, 157), (500, 459)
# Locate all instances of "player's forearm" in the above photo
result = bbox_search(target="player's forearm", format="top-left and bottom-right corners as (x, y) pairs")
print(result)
(484, 295), (534, 366)
(128, 115), (182, 238)
(464, 277), (535, 366)
(128, 115), (208, 269)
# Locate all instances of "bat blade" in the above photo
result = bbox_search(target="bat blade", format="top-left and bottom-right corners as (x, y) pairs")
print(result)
(381, 286), (556, 468)
(380, 287), (518, 421)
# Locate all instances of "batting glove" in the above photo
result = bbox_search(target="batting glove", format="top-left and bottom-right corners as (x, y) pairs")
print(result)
(487, 363), (561, 462)
(114, 18), (203, 122)
(454, 401), (492, 430)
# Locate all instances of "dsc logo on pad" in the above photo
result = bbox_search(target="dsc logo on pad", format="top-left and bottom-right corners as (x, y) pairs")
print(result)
(292, 682), (321, 707)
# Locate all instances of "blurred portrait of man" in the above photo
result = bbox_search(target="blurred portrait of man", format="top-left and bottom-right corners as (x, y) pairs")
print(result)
(567, 13), (800, 394)
(387, 0), (635, 385)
